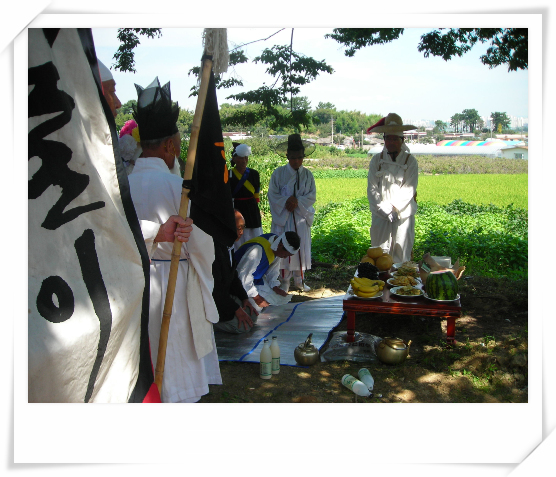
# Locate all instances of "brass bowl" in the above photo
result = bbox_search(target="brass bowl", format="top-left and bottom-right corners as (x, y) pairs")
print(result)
(376, 337), (411, 365)
(294, 333), (320, 366)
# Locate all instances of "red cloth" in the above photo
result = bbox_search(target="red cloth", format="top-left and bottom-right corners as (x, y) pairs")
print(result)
(142, 382), (162, 403)
(367, 116), (386, 134)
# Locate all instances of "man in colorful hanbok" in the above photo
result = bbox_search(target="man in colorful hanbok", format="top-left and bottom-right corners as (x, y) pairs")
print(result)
(235, 232), (300, 313)
(229, 143), (263, 251)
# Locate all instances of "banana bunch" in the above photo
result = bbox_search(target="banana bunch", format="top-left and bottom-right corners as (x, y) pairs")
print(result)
(350, 276), (385, 298)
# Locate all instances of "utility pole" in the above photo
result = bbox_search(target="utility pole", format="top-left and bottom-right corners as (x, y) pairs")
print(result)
(331, 116), (334, 145)
(490, 116), (493, 140)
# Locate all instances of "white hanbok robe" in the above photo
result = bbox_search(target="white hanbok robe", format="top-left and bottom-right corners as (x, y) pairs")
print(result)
(367, 146), (418, 263)
(268, 164), (316, 273)
(235, 236), (292, 312)
(128, 157), (222, 403)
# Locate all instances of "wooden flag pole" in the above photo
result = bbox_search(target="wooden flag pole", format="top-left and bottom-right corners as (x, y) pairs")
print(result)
(291, 208), (305, 285)
(154, 55), (214, 394)
(292, 170), (305, 287)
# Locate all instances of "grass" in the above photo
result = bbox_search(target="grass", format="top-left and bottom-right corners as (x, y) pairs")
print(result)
(314, 173), (528, 211)
(239, 153), (528, 280)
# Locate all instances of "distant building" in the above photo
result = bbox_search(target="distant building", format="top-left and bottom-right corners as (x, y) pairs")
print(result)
(495, 134), (528, 141)
(315, 137), (332, 146)
(500, 144), (528, 160)
(222, 132), (252, 140)
(367, 141), (528, 158)
(443, 133), (475, 139)
(403, 131), (427, 140)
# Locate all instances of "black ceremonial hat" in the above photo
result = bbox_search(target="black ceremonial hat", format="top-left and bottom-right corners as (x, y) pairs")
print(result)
(275, 133), (316, 158)
(133, 77), (180, 141)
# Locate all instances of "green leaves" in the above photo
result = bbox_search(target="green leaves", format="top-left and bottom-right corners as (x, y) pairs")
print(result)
(491, 112), (511, 131)
(310, 197), (528, 279)
(325, 28), (405, 57)
(419, 28), (528, 71)
(113, 28), (162, 73)
(224, 44), (333, 131)
(327, 27), (527, 71)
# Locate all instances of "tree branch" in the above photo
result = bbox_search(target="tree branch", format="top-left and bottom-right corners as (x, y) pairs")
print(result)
(229, 28), (286, 52)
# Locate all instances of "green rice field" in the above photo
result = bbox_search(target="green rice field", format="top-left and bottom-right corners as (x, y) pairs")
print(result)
(314, 174), (528, 210)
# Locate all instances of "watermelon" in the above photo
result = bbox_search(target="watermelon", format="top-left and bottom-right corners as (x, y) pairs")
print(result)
(426, 270), (458, 300)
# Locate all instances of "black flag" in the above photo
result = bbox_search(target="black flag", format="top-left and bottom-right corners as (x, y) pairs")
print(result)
(189, 69), (237, 248)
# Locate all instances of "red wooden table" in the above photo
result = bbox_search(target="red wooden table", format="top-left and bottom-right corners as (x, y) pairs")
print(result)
(343, 272), (461, 345)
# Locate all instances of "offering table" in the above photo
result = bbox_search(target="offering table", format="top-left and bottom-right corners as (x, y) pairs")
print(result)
(343, 272), (461, 345)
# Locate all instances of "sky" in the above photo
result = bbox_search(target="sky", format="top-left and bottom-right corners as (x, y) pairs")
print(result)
(92, 27), (529, 125)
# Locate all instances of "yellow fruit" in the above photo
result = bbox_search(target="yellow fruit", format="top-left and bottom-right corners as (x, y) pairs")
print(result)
(367, 246), (384, 259)
(358, 285), (379, 293)
(353, 276), (374, 286)
(360, 255), (375, 265)
(375, 254), (394, 271)
(354, 277), (385, 287)
(356, 290), (378, 297)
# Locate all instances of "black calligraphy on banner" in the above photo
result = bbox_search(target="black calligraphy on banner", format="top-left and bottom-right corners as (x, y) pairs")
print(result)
(29, 29), (114, 402)
(28, 61), (105, 230)
(36, 276), (74, 324)
(74, 229), (113, 403)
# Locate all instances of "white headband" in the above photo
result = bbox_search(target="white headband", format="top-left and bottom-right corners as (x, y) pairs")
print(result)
(270, 233), (298, 254)
(98, 60), (113, 82)
(234, 144), (251, 157)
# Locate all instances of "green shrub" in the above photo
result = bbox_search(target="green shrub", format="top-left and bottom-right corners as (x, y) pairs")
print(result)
(311, 198), (528, 279)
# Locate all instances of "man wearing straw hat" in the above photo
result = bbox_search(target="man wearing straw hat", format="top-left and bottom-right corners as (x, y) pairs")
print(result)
(367, 113), (418, 264)
(268, 134), (317, 292)
(127, 77), (222, 403)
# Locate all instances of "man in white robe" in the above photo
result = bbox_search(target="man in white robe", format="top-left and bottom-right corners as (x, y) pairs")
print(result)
(128, 77), (221, 403)
(268, 134), (316, 292)
(367, 113), (418, 263)
(98, 59), (121, 118)
(235, 232), (300, 313)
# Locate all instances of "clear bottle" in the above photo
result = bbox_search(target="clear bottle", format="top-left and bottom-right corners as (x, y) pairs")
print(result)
(358, 368), (375, 391)
(341, 374), (370, 397)
(270, 336), (280, 374)
(260, 339), (272, 379)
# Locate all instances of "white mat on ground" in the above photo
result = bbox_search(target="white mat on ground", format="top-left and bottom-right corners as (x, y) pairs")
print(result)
(214, 296), (345, 367)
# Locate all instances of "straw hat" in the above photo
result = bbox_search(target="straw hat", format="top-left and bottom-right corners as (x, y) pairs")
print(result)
(275, 134), (316, 158)
(366, 113), (416, 135)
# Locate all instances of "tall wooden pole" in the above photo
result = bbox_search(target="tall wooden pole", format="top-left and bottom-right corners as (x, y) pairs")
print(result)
(292, 169), (305, 287)
(154, 56), (214, 395)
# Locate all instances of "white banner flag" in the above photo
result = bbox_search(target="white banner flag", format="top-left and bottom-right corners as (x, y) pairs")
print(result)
(28, 28), (157, 403)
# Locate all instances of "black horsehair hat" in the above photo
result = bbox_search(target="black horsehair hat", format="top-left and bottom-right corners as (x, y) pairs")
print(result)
(275, 134), (316, 158)
(133, 77), (180, 141)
